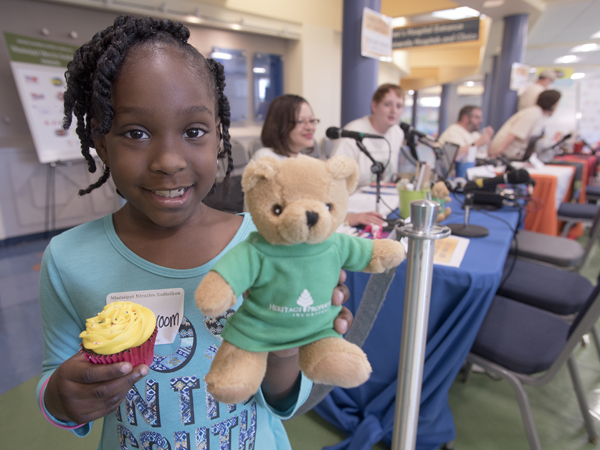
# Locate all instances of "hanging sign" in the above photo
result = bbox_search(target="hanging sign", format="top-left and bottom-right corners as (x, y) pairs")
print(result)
(361, 7), (393, 61)
(392, 18), (480, 49)
(3, 32), (82, 164)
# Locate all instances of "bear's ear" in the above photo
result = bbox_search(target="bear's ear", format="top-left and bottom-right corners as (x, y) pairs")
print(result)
(326, 155), (359, 194)
(242, 157), (278, 192)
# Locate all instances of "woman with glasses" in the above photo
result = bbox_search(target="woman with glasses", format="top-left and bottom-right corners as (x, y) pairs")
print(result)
(331, 84), (406, 227)
(252, 94), (319, 161)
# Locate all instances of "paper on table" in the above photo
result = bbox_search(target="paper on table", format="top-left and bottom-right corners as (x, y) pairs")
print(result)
(347, 187), (400, 215)
(433, 235), (469, 267)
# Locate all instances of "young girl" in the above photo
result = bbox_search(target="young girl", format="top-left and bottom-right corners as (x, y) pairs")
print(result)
(36, 16), (351, 449)
(252, 94), (319, 161)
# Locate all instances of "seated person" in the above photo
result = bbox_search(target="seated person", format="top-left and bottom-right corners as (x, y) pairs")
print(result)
(489, 90), (561, 160)
(331, 84), (406, 226)
(252, 94), (319, 161)
(437, 105), (494, 160)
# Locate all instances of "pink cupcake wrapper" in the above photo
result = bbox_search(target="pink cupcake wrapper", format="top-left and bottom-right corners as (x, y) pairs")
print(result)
(80, 326), (157, 366)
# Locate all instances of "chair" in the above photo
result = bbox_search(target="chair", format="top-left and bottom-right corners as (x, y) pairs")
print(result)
(248, 138), (263, 158)
(320, 136), (335, 159)
(463, 280), (600, 450)
(586, 185), (600, 203)
(301, 139), (322, 159)
(557, 202), (598, 237)
(509, 207), (600, 269)
(230, 139), (250, 177)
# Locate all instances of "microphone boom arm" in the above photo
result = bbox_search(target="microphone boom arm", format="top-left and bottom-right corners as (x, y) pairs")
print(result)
(355, 138), (385, 213)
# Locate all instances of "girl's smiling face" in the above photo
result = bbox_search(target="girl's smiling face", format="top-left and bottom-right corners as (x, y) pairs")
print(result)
(94, 45), (220, 230)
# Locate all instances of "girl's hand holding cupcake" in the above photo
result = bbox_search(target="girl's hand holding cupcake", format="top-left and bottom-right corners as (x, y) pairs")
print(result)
(45, 301), (157, 424)
(44, 353), (149, 424)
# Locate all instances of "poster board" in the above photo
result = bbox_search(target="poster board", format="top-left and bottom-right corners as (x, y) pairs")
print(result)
(3, 32), (83, 164)
(361, 7), (393, 61)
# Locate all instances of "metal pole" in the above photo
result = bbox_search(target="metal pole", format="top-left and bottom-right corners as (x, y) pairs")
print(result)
(392, 199), (450, 450)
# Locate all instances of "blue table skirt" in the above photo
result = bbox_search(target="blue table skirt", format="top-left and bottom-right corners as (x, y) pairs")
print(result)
(314, 204), (521, 450)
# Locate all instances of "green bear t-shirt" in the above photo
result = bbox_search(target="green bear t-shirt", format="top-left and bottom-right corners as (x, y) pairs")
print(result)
(212, 232), (374, 352)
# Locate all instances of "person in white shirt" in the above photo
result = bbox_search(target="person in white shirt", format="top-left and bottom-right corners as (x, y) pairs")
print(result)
(517, 70), (557, 111)
(331, 84), (405, 226)
(489, 89), (561, 160)
(437, 105), (494, 160)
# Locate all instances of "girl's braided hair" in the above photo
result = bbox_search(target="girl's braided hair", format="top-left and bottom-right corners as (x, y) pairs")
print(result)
(63, 15), (233, 196)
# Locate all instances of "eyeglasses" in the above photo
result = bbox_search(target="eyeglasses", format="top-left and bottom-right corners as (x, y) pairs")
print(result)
(292, 118), (320, 127)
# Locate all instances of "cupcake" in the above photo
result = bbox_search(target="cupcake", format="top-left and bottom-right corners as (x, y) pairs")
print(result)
(79, 301), (157, 366)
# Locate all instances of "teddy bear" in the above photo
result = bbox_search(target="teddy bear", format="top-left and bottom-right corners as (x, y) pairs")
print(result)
(431, 181), (452, 222)
(195, 154), (406, 404)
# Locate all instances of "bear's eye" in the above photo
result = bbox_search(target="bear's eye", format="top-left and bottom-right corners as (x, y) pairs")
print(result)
(326, 203), (333, 211)
(272, 204), (282, 216)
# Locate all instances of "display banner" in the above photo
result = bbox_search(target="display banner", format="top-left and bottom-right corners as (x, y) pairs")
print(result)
(392, 18), (480, 49)
(3, 32), (83, 163)
(361, 7), (393, 61)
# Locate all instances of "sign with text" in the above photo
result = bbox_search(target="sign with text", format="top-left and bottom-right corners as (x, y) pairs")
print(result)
(392, 18), (480, 49)
(3, 32), (82, 163)
(361, 7), (393, 61)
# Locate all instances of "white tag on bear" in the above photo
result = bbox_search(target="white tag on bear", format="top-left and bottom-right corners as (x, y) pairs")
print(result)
(106, 289), (184, 345)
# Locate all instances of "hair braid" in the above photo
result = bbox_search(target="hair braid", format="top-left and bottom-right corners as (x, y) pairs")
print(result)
(62, 15), (196, 195)
(207, 58), (233, 179)
(78, 166), (111, 196)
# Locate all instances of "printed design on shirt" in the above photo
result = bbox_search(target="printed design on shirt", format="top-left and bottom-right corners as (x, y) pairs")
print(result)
(203, 345), (238, 418)
(203, 309), (235, 341)
(125, 379), (161, 427)
(113, 313), (259, 448)
(170, 376), (200, 425)
(116, 374), (258, 449)
(268, 288), (331, 318)
(150, 316), (197, 373)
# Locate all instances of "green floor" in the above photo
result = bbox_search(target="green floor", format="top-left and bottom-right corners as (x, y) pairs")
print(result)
(3, 241), (600, 449)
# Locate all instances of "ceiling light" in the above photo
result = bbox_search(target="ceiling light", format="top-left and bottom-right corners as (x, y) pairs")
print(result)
(571, 72), (585, 79)
(211, 51), (233, 60)
(554, 54), (579, 64)
(571, 43), (599, 52)
(465, 81), (475, 87)
(591, 30), (600, 39)
(253, 67), (267, 74)
(431, 7), (480, 21)
(408, 89), (415, 95)
(392, 17), (407, 28)
(482, 0), (504, 7)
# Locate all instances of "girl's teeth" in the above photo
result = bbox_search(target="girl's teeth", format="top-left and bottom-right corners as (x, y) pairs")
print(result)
(153, 188), (186, 198)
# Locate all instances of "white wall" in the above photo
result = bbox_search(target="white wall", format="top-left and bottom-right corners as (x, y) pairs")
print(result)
(0, 0), (344, 239)
(297, 23), (342, 140)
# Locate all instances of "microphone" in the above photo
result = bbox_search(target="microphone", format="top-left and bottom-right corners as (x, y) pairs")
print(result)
(464, 169), (531, 192)
(326, 127), (385, 141)
(399, 122), (438, 142)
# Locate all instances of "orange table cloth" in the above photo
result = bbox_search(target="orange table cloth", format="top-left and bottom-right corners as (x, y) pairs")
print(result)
(553, 156), (590, 238)
(525, 174), (559, 235)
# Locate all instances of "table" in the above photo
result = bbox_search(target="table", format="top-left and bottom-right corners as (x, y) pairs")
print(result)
(522, 165), (575, 236)
(314, 202), (521, 450)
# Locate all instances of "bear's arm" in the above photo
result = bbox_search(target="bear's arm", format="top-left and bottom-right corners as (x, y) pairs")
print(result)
(333, 233), (375, 272)
(210, 240), (262, 296)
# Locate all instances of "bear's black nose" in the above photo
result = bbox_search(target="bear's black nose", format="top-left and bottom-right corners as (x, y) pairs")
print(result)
(306, 211), (319, 228)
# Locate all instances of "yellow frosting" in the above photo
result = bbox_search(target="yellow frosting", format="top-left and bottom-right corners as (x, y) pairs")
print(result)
(79, 301), (157, 355)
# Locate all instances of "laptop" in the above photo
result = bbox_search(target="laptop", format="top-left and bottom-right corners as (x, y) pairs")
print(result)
(520, 132), (545, 162)
(436, 142), (460, 180)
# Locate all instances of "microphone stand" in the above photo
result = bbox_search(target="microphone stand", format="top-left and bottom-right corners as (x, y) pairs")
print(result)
(446, 193), (489, 238)
(355, 138), (385, 213)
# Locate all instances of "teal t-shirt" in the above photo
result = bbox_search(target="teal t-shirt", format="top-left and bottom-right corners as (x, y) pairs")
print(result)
(212, 232), (374, 351)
